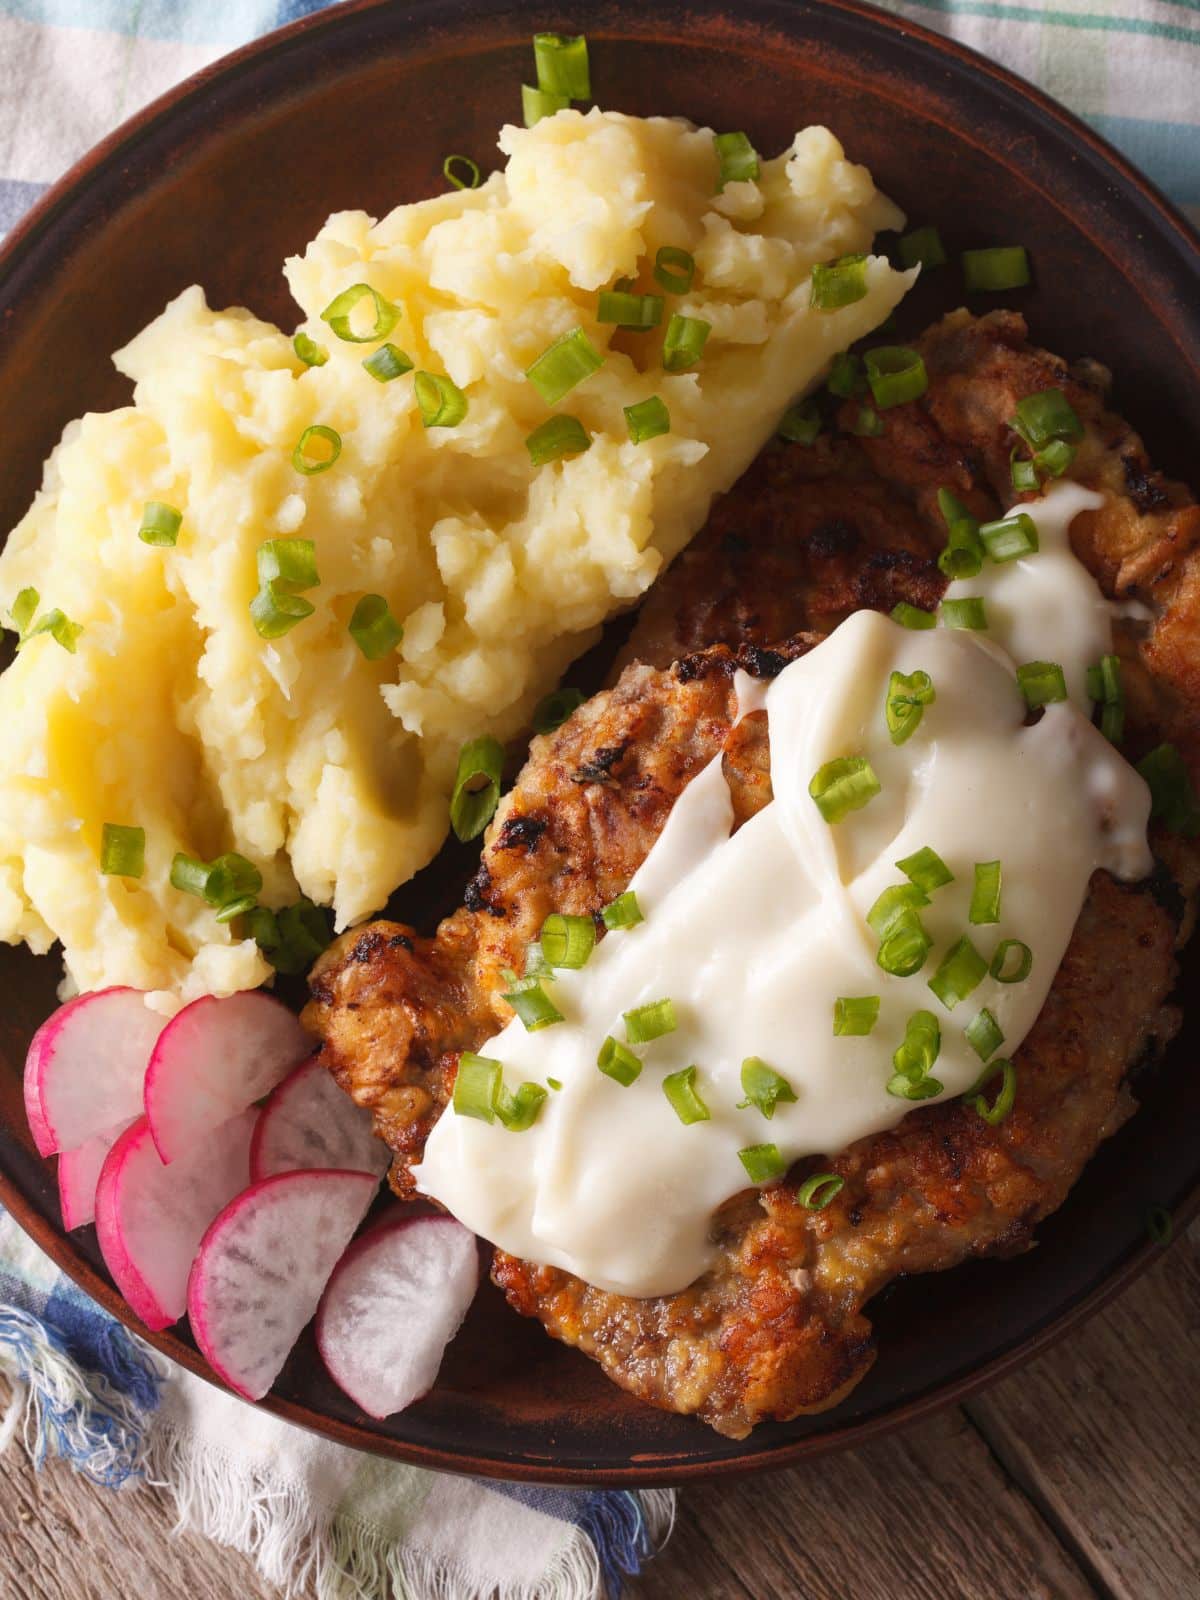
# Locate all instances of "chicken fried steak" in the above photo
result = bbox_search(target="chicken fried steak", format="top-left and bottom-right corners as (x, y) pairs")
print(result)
(303, 311), (1200, 1437)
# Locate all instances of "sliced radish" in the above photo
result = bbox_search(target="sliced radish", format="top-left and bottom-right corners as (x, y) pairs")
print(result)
(58, 1119), (136, 1231)
(24, 988), (165, 1158)
(316, 1215), (478, 1419)
(94, 1110), (257, 1331)
(188, 1170), (378, 1401)
(144, 991), (311, 1165)
(250, 1056), (390, 1183)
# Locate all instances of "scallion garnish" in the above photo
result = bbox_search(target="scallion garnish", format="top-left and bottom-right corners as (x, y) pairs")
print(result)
(247, 897), (332, 975)
(215, 894), (257, 925)
(293, 331), (328, 368)
(990, 939), (1033, 984)
(138, 502), (182, 548)
(1136, 743), (1200, 834)
(522, 83), (568, 125)
(526, 327), (603, 404)
(497, 1080), (548, 1132)
(970, 860), (1002, 925)
(348, 594), (404, 660)
(1011, 388), (1083, 449)
(896, 845), (954, 893)
(662, 313), (711, 373)
(714, 131), (759, 190)
(738, 1143), (786, 1183)
(601, 891), (643, 931)
(936, 488), (985, 579)
(320, 283), (400, 344)
(501, 978), (564, 1032)
(292, 424), (342, 475)
(653, 246), (695, 294)
(889, 1009), (942, 1099)
(453, 1053), (502, 1123)
(526, 415), (591, 465)
(864, 346), (928, 409)
(624, 997), (676, 1043)
(867, 882), (930, 937)
(880, 910), (933, 978)
(251, 582), (315, 638)
(541, 912), (596, 969)
(1089, 652), (1124, 745)
(890, 601), (936, 631)
(888, 1072), (943, 1101)
(169, 850), (262, 911)
(547, 1077), (563, 1091)
(897, 225), (946, 270)
(939, 597), (987, 631)
(809, 756), (881, 823)
(9, 588), (38, 638)
(966, 1058), (1016, 1125)
(833, 996), (880, 1036)
(885, 668), (935, 745)
(532, 687), (584, 733)
(1010, 449), (1040, 494)
(450, 735), (505, 841)
(100, 824), (145, 879)
(662, 1064), (710, 1125)
(965, 1006), (1004, 1062)
(827, 352), (863, 398)
(849, 406), (884, 438)
(259, 538), (319, 591)
(810, 253), (869, 310)
(778, 399), (821, 445)
(597, 1035), (642, 1085)
(928, 935), (988, 1011)
(362, 344), (414, 383)
(598, 290), (664, 328)
(980, 511), (1038, 563)
(415, 371), (468, 428)
(737, 1057), (797, 1119)
(962, 246), (1030, 292)
(624, 396), (671, 443)
(1016, 660), (1068, 709)
(443, 154), (482, 190)
(1035, 438), (1076, 478)
(524, 941), (554, 979)
(532, 31), (590, 99)
(8, 587), (83, 654)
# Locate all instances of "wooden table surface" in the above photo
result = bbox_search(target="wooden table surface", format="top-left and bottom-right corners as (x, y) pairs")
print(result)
(1, 1222), (1196, 1600)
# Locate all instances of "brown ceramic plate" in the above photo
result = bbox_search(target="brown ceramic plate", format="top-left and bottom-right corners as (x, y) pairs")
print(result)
(0, 0), (1197, 1486)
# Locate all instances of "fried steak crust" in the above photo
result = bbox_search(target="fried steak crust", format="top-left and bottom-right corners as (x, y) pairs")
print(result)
(303, 312), (1200, 1437)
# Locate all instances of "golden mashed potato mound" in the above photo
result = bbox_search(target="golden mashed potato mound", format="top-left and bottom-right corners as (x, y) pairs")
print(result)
(0, 110), (911, 1007)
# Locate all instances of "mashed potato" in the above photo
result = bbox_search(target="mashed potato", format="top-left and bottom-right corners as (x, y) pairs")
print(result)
(0, 111), (912, 1006)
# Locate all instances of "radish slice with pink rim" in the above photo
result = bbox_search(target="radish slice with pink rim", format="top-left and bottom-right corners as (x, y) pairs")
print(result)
(250, 1056), (390, 1183)
(94, 1110), (257, 1331)
(24, 988), (165, 1158)
(188, 1169), (378, 1401)
(316, 1214), (479, 1419)
(144, 991), (312, 1165)
(58, 1118), (136, 1231)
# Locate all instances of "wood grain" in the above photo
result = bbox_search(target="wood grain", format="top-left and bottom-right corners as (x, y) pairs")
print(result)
(0, 1227), (1195, 1600)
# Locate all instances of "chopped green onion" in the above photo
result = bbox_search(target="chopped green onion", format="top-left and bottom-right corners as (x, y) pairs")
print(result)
(850, 406), (884, 438)
(864, 346), (928, 409)
(450, 735), (504, 841)
(885, 668), (935, 745)
(1010, 450), (1039, 494)
(1145, 1205), (1174, 1247)
(970, 860), (1002, 925)
(980, 512), (1038, 563)
(892, 1008), (941, 1083)
(320, 283), (400, 344)
(1090, 652), (1125, 745)
(624, 395), (671, 443)
(778, 399), (821, 445)
(443, 154), (482, 190)
(541, 912), (596, 969)
(833, 996), (880, 1036)
(940, 597), (988, 631)
(867, 882), (930, 938)
(597, 1036), (642, 1086)
(937, 486), (975, 523)
(100, 823), (145, 879)
(809, 756), (881, 823)
(526, 327), (603, 404)
(1016, 660), (1068, 709)
(891, 601), (936, 631)
(349, 594), (403, 660)
(598, 290), (664, 328)
(810, 253), (869, 310)
(990, 939), (1033, 984)
(214, 894), (257, 925)
(9, 588), (38, 638)
(247, 897), (331, 975)
(1012, 388), (1083, 448)
(532, 31), (590, 99)
(138, 501), (182, 548)
(898, 225), (946, 270)
(292, 424), (342, 475)
(653, 246), (695, 295)
(1035, 439), (1076, 478)
(13, 601), (84, 654)
(251, 581), (315, 638)
(522, 83), (568, 125)
(797, 1171), (845, 1209)
(738, 1142), (786, 1183)
(362, 343), (414, 383)
(965, 1006), (1004, 1062)
(827, 352), (863, 398)
(497, 1081), (548, 1132)
(928, 935), (988, 1011)
(1137, 744), (1200, 834)
(962, 245), (1030, 292)
(714, 131), (760, 190)
(936, 488), (985, 579)
(293, 331), (328, 367)
(526, 415), (591, 465)
(547, 1077), (563, 1091)
(524, 941), (554, 979)
(966, 1058), (1016, 1125)
(737, 1057), (797, 1119)
(896, 845), (954, 893)
(205, 852), (263, 910)
(454, 1053), (502, 1123)
(169, 853), (210, 900)
(258, 538), (319, 591)
(624, 997), (676, 1043)
(532, 687), (584, 733)
(415, 371), (468, 428)
(662, 1064), (710, 1125)
(662, 314), (711, 373)
(876, 911), (932, 978)
(887, 1071), (944, 1101)
(502, 978), (564, 1032)
(601, 891), (643, 931)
